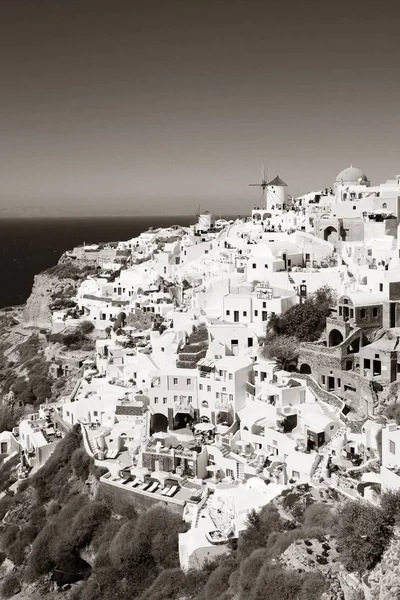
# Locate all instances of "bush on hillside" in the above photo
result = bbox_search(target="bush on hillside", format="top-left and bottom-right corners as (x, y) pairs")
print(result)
(267, 285), (336, 342)
(71, 447), (93, 481)
(335, 501), (393, 573)
(237, 504), (283, 560)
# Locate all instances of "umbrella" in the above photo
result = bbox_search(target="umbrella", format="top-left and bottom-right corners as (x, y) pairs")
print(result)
(254, 448), (269, 456)
(195, 423), (216, 432)
(153, 431), (170, 440)
(206, 464), (220, 472)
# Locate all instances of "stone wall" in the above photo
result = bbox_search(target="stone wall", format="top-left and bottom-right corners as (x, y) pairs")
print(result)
(99, 479), (184, 516)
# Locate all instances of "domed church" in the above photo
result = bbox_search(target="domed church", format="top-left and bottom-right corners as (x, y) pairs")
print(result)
(334, 165), (370, 192)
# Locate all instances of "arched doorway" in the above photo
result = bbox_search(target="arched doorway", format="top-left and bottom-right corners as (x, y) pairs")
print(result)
(173, 412), (193, 430)
(328, 329), (343, 347)
(216, 411), (233, 427)
(299, 363), (312, 374)
(324, 226), (338, 243)
(150, 413), (168, 435)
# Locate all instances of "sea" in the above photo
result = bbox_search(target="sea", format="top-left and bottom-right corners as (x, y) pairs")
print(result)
(0, 216), (197, 309)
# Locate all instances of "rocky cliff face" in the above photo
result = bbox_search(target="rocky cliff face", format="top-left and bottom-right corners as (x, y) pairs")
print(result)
(21, 273), (76, 330)
(366, 526), (400, 599)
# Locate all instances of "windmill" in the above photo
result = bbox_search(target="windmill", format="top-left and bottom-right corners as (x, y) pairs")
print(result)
(249, 164), (269, 210)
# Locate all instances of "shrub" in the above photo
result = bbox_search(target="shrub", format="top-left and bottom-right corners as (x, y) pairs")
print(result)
(239, 548), (269, 598)
(302, 502), (334, 531)
(80, 320), (95, 335)
(1, 573), (21, 598)
(237, 504), (283, 560)
(25, 523), (57, 580)
(71, 447), (93, 481)
(335, 501), (393, 573)
(204, 559), (236, 600)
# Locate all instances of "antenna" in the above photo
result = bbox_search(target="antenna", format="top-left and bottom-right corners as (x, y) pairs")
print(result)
(249, 163), (268, 209)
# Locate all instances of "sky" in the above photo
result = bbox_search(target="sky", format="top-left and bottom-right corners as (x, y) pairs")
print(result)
(0, 0), (400, 217)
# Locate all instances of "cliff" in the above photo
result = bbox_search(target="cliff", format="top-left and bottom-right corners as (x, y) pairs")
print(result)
(21, 273), (74, 330)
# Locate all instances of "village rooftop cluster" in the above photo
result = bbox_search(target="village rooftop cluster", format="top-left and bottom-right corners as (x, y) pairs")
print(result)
(4, 165), (400, 570)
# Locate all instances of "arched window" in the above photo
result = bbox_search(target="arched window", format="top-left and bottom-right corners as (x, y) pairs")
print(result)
(201, 400), (209, 408)
(382, 203), (387, 209)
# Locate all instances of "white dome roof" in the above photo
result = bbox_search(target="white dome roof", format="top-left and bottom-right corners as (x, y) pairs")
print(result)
(335, 166), (368, 184)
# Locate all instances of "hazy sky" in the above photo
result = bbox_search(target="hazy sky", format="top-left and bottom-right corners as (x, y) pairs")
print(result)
(0, 0), (399, 216)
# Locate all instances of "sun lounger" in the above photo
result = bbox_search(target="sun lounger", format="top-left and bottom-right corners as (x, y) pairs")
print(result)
(139, 481), (151, 490)
(166, 485), (178, 497)
(160, 486), (171, 496)
(122, 475), (133, 485)
(130, 478), (139, 487)
(147, 482), (159, 493)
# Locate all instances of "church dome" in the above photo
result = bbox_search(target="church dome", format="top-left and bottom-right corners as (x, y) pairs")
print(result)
(335, 166), (368, 185)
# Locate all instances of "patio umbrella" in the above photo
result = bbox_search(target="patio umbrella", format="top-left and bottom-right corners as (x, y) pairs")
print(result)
(206, 464), (220, 472)
(195, 423), (216, 432)
(236, 440), (248, 447)
(153, 431), (170, 440)
(254, 448), (269, 456)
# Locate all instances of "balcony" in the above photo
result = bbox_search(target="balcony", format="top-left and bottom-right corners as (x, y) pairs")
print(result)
(174, 401), (194, 417)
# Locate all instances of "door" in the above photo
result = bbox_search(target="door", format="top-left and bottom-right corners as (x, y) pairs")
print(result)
(0, 442), (7, 454)
(262, 311), (268, 321)
(234, 311), (239, 322)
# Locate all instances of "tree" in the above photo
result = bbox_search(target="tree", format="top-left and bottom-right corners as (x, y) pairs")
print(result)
(267, 285), (336, 342)
(237, 504), (283, 560)
(80, 320), (95, 335)
(385, 402), (400, 424)
(262, 335), (299, 370)
(335, 501), (393, 573)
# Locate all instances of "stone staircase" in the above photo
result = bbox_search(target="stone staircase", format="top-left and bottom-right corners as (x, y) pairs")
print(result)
(295, 372), (345, 412)
(311, 426), (347, 483)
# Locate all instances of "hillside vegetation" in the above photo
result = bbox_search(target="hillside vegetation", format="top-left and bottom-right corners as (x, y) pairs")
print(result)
(1, 428), (400, 599)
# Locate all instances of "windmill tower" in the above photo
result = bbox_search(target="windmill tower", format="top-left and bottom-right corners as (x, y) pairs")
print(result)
(194, 204), (213, 232)
(249, 164), (268, 210)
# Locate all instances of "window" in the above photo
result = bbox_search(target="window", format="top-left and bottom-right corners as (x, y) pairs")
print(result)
(243, 311), (247, 317)
(273, 440), (277, 446)
(187, 378), (191, 385)
(292, 470), (300, 479)
(390, 440), (396, 454)
(264, 264), (268, 269)
(254, 310), (258, 316)
(353, 205), (356, 210)
(219, 370), (223, 377)
(228, 373), (233, 380)
(173, 378), (178, 385)
(154, 397), (158, 404)
(379, 284), (383, 292)
(350, 309), (354, 318)
(337, 378), (341, 388)
(364, 359), (371, 369)
(339, 306), (342, 316)
(367, 249), (372, 256)
(226, 310), (230, 316)
(188, 396), (192, 402)
(373, 307), (378, 317)
(226, 469), (234, 478)
(375, 354), (379, 359)
(321, 375), (326, 385)
(216, 392), (220, 398)
(360, 308), (366, 318)
(263, 302), (266, 308)
(248, 337), (253, 347)
(163, 397), (167, 404)
(174, 395), (178, 401)
(199, 384), (203, 390)
(93, 411), (98, 417)
(207, 385), (211, 392)
(229, 394), (233, 401)
(330, 425), (335, 430)
(252, 263), (256, 268)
